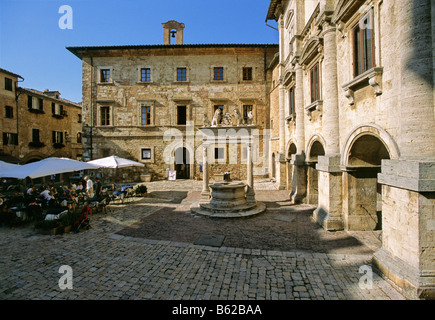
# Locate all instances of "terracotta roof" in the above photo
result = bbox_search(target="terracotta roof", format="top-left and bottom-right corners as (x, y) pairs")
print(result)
(0, 67), (24, 80)
(67, 43), (279, 59)
(17, 87), (81, 108)
(266, 0), (282, 21)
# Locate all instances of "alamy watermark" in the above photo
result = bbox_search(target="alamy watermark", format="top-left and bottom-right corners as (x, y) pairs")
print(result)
(358, 265), (373, 289)
(58, 5), (73, 30)
(58, 265), (73, 290)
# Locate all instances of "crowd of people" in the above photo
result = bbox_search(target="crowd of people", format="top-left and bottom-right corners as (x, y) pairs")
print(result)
(0, 175), (104, 227)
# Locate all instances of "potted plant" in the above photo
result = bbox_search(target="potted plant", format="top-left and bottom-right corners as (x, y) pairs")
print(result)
(134, 184), (148, 197)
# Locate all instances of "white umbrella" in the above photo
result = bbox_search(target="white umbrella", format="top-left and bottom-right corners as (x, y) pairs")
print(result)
(88, 155), (144, 168)
(0, 157), (102, 179)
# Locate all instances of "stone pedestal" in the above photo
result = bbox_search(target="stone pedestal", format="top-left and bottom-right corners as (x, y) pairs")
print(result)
(313, 155), (344, 231)
(290, 154), (307, 204)
(374, 159), (435, 299)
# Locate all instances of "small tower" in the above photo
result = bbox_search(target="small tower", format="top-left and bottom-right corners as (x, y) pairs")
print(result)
(162, 20), (185, 45)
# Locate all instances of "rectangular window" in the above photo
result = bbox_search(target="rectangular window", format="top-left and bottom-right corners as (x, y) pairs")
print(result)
(52, 131), (63, 144)
(141, 68), (151, 82)
(177, 68), (187, 81)
(5, 106), (13, 118)
(32, 129), (40, 143)
(289, 86), (295, 115)
(141, 106), (151, 126)
(214, 147), (225, 160)
(28, 95), (33, 109)
(100, 69), (111, 83)
(243, 105), (253, 123)
(141, 148), (152, 160)
(4, 77), (13, 91)
(38, 98), (44, 111)
(100, 106), (110, 126)
(310, 63), (320, 103)
(242, 67), (252, 81)
(177, 106), (187, 125)
(2, 132), (18, 146)
(353, 9), (375, 76)
(214, 67), (224, 81)
(77, 132), (82, 143)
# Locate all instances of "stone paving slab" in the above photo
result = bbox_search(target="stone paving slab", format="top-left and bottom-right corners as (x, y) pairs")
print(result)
(0, 179), (406, 300)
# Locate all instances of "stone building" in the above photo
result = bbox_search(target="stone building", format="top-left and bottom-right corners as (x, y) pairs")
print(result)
(266, 0), (435, 299)
(67, 23), (278, 181)
(0, 67), (83, 164)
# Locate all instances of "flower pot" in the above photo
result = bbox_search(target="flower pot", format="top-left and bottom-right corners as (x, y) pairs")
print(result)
(140, 174), (152, 182)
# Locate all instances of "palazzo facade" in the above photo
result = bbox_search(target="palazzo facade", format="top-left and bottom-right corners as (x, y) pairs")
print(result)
(266, 0), (435, 299)
(68, 23), (278, 182)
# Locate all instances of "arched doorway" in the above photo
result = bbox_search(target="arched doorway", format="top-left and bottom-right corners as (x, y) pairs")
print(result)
(307, 140), (325, 205)
(344, 134), (390, 231)
(271, 153), (276, 179)
(175, 147), (190, 179)
(287, 143), (297, 191)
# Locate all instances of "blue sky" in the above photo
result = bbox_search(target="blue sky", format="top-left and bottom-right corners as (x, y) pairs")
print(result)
(0, 0), (279, 103)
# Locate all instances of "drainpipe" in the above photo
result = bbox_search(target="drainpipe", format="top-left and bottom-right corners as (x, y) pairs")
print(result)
(265, 21), (279, 31)
(89, 55), (94, 160)
(14, 76), (24, 163)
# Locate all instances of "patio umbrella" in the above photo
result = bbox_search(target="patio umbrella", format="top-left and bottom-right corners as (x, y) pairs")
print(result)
(87, 155), (144, 168)
(0, 157), (102, 179)
(0, 161), (20, 177)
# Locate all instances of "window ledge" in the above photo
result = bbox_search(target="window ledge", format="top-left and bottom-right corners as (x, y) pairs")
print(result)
(304, 100), (323, 121)
(136, 81), (154, 85)
(210, 80), (227, 83)
(173, 81), (190, 84)
(285, 114), (296, 123)
(97, 81), (114, 86)
(342, 67), (383, 105)
(28, 108), (45, 114)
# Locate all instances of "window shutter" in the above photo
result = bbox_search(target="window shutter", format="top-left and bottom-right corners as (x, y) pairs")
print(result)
(52, 131), (56, 143)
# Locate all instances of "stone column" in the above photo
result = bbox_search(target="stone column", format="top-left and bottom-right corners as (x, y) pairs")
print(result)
(246, 138), (256, 203)
(290, 62), (307, 203)
(314, 22), (343, 230)
(373, 0), (435, 300)
(200, 142), (210, 203)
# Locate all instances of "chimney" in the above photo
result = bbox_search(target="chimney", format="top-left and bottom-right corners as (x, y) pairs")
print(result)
(44, 89), (61, 99)
(162, 20), (185, 45)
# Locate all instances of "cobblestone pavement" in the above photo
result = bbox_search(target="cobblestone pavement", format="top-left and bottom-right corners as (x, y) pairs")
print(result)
(0, 179), (406, 301)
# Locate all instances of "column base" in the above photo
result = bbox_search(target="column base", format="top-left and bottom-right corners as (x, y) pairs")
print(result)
(314, 155), (343, 231)
(290, 154), (307, 204)
(373, 248), (435, 300)
(200, 191), (210, 204)
(313, 207), (344, 231)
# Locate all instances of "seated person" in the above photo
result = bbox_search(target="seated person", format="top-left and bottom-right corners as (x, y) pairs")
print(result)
(40, 187), (55, 207)
(0, 202), (17, 226)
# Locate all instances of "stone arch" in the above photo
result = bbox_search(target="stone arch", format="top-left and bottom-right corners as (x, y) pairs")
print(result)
(306, 135), (326, 205)
(306, 134), (327, 162)
(285, 140), (297, 191)
(341, 124), (400, 168)
(341, 124), (398, 231)
(170, 141), (195, 179)
(286, 140), (297, 160)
